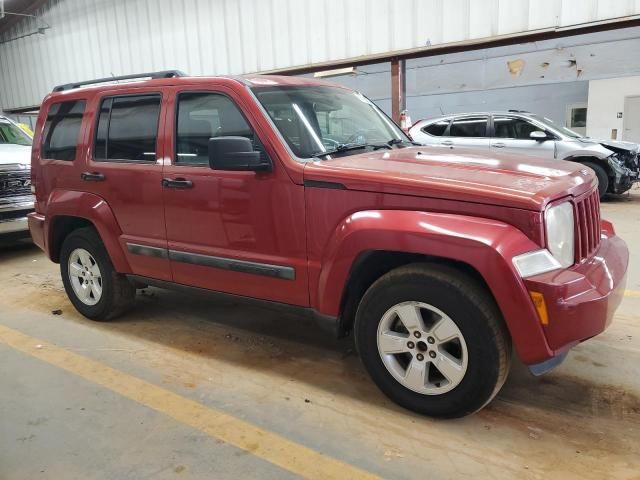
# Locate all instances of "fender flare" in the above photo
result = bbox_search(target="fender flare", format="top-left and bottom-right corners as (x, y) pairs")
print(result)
(561, 145), (612, 164)
(44, 189), (131, 272)
(315, 210), (553, 364)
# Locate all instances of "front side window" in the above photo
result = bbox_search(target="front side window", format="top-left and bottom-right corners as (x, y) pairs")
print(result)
(531, 115), (581, 139)
(42, 100), (86, 160)
(449, 116), (488, 138)
(95, 94), (161, 162)
(175, 92), (258, 165)
(493, 116), (539, 139)
(0, 120), (32, 146)
(422, 120), (449, 137)
(252, 85), (406, 159)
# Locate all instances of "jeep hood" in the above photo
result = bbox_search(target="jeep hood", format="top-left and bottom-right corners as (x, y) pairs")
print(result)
(0, 144), (31, 167)
(303, 146), (596, 211)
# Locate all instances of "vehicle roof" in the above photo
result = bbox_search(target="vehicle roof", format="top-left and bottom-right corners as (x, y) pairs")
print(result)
(46, 74), (347, 100)
(414, 111), (541, 124)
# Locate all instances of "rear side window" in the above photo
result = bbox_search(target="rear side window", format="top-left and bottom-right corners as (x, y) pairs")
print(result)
(449, 116), (488, 138)
(42, 100), (86, 160)
(175, 92), (258, 165)
(94, 94), (161, 162)
(422, 120), (449, 137)
(493, 116), (539, 139)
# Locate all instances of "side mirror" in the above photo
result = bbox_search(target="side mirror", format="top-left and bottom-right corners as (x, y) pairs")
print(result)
(208, 136), (271, 172)
(529, 130), (548, 141)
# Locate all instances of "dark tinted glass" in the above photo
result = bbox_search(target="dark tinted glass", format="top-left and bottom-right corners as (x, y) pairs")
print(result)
(176, 92), (255, 165)
(42, 100), (86, 160)
(423, 120), (449, 136)
(94, 95), (160, 162)
(94, 97), (111, 160)
(493, 116), (539, 139)
(449, 116), (488, 138)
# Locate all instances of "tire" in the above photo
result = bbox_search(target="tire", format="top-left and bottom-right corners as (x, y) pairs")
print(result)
(354, 263), (511, 418)
(60, 227), (135, 321)
(583, 162), (609, 199)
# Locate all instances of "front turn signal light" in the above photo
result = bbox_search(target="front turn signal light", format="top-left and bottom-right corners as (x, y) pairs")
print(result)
(529, 291), (549, 326)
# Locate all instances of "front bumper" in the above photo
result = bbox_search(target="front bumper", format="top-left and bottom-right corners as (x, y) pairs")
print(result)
(609, 156), (638, 193)
(523, 221), (628, 369)
(0, 195), (33, 236)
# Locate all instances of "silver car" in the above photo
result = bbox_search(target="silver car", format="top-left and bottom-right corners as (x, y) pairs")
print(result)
(409, 111), (638, 198)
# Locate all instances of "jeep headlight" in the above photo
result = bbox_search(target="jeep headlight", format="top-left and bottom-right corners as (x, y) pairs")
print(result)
(512, 202), (574, 278)
(545, 202), (574, 267)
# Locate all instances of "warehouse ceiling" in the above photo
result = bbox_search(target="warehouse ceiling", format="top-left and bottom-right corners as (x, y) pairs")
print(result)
(0, 0), (47, 34)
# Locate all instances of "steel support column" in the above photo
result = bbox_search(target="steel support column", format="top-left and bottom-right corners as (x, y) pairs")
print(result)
(391, 58), (406, 124)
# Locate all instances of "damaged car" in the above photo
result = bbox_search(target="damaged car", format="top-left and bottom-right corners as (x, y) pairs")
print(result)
(409, 111), (638, 198)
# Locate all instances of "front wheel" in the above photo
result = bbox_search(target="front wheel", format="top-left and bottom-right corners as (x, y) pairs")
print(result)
(583, 162), (609, 199)
(355, 263), (511, 418)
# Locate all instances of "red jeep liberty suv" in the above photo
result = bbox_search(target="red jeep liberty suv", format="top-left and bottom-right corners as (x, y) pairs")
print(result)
(29, 71), (628, 417)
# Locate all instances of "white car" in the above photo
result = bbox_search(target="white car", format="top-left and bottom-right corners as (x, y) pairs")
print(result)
(409, 111), (639, 199)
(0, 115), (33, 239)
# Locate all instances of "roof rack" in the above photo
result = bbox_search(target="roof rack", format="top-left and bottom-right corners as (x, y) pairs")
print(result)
(507, 109), (531, 113)
(52, 70), (187, 92)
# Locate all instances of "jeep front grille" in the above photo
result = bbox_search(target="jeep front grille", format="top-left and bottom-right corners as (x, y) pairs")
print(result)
(575, 189), (601, 263)
(0, 170), (31, 199)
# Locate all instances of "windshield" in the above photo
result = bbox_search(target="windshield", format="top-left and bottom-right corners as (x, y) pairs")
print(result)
(0, 120), (32, 146)
(251, 85), (407, 159)
(531, 115), (583, 139)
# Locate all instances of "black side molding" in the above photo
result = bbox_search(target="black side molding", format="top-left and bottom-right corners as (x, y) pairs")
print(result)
(126, 243), (168, 259)
(168, 250), (295, 280)
(125, 242), (295, 280)
(303, 180), (347, 190)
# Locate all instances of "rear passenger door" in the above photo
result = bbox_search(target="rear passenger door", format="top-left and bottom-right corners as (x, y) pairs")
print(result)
(85, 91), (171, 280)
(490, 115), (556, 159)
(443, 115), (490, 151)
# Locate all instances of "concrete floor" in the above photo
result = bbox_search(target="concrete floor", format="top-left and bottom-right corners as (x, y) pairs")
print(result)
(1, 190), (640, 480)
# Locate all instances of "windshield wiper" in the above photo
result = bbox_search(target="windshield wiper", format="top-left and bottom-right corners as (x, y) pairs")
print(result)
(387, 138), (421, 147)
(311, 142), (391, 158)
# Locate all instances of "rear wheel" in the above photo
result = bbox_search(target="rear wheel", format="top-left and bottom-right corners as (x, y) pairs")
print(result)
(354, 263), (511, 418)
(60, 227), (135, 321)
(583, 162), (609, 199)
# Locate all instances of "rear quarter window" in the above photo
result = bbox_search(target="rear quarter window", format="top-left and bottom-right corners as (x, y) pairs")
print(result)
(42, 100), (86, 161)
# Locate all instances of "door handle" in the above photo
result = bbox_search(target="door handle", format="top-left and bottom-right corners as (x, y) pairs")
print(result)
(162, 178), (193, 189)
(80, 172), (105, 182)
(441, 140), (453, 146)
(493, 142), (506, 148)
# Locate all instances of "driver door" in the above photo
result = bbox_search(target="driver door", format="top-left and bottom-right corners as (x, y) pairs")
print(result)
(161, 86), (309, 306)
(490, 115), (555, 159)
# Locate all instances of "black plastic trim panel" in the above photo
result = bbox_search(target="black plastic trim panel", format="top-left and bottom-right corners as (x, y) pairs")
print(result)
(125, 242), (295, 280)
(303, 180), (347, 190)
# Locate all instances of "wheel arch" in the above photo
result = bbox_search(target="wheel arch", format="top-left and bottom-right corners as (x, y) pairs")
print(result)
(44, 190), (130, 272)
(563, 155), (613, 177)
(49, 216), (94, 262)
(338, 251), (493, 336)
(314, 209), (555, 364)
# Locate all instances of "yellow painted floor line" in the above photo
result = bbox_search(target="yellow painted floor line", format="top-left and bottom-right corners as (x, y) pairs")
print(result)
(625, 290), (640, 298)
(0, 324), (379, 480)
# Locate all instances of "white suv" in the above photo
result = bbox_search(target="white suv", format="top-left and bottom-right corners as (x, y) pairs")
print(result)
(409, 111), (638, 199)
(0, 115), (33, 239)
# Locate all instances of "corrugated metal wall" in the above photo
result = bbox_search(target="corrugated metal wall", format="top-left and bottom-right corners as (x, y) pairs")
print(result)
(1, 0), (640, 110)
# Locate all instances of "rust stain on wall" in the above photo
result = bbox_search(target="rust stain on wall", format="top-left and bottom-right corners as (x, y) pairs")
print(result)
(507, 59), (525, 76)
